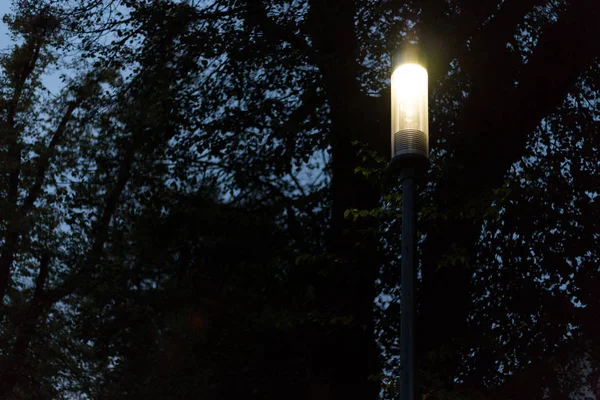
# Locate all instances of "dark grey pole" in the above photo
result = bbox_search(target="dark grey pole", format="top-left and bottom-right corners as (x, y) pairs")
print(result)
(391, 43), (427, 400)
(401, 167), (417, 400)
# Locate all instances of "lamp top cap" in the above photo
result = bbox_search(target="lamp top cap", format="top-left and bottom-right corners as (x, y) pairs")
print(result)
(392, 43), (425, 70)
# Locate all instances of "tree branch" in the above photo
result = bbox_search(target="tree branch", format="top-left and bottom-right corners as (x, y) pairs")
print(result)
(418, 0), (600, 391)
(0, 34), (45, 303)
(22, 102), (77, 213)
(243, 0), (311, 54)
(0, 253), (50, 397)
(454, 0), (600, 195)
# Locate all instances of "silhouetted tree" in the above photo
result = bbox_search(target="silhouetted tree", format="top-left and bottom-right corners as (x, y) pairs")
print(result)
(0, 1), (598, 399)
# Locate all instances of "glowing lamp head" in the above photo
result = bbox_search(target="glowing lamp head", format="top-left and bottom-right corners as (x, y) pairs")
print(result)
(391, 45), (429, 163)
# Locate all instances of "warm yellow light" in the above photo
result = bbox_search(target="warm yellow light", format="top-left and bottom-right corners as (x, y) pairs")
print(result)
(391, 62), (428, 160)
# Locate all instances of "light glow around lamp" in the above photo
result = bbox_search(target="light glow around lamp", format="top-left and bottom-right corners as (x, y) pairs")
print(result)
(391, 48), (428, 162)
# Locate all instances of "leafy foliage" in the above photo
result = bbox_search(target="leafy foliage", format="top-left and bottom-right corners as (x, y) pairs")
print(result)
(0, 0), (598, 399)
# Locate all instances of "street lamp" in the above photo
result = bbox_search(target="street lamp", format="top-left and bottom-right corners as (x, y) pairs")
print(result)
(391, 46), (428, 162)
(391, 44), (428, 400)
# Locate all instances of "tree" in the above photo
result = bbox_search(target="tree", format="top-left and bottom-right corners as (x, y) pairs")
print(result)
(0, 0), (599, 399)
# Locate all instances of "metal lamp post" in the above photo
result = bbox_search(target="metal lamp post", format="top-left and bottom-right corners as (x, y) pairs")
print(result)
(390, 44), (428, 400)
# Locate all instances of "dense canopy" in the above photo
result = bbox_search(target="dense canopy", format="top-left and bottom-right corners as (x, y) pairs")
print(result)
(0, 0), (598, 399)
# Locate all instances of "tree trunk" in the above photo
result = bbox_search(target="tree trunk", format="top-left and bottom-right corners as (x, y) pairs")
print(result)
(304, 1), (383, 399)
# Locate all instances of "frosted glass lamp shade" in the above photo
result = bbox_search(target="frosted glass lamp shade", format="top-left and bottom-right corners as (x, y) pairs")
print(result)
(391, 49), (428, 162)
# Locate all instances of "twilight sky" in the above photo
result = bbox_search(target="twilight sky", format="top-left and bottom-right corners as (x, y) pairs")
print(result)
(0, 3), (67, 96)
(0, 2), (10, 49)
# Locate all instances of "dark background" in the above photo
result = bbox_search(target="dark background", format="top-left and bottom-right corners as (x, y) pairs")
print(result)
(0, 0), (598, 399)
